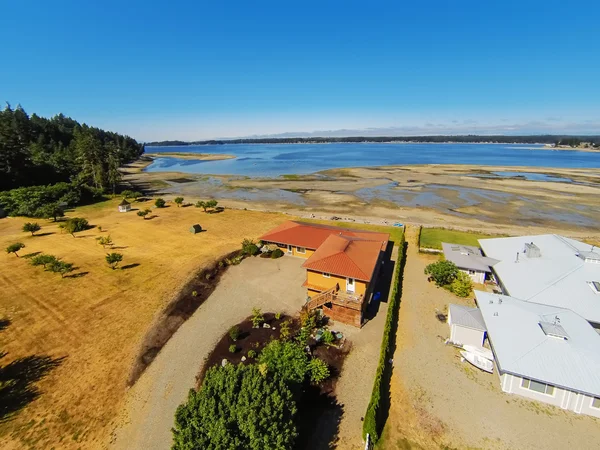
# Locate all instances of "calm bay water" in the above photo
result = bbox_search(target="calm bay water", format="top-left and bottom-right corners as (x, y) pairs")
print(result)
(145, 143), (600, 177)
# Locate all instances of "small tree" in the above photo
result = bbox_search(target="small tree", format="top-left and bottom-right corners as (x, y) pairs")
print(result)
(258, 340), (309, 385)
(30, 254), (58, 269)
(279, 320), (291, 340)
(251, 307), (264, 328)
(64, 218), (89, 237)
(247, 349), (257, 359)
(137, 209), (151, 219)
(130, 191), (142, 201)
(206, 199), (218, 211)
(174, 197), (184, 207)
(450, 271), (473, 297)
(121, 190), (135, 199)
(49, 260), (74, 278)
(424, 260), (459, 286)
(196, 200), (207, 212)
(155, 198), (166, 208)
(308, 358), (330, 384)
(6, 242), (25, 257)
(22, 222), (41, 236)
(105, 252), (123, 270)
(229, 326), (240, 342)
(241, 239), (259, 256)
(229, 344), (237, 353)
(97, 235), (114, 248)
(37, 203), (64, 222)
(271, 248), (284, 259)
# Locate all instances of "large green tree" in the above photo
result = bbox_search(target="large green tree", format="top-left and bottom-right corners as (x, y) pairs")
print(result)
(172, 364), (297, 450)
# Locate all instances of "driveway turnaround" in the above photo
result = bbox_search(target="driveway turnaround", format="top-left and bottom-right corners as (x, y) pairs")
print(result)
(110, 256), (306, 450)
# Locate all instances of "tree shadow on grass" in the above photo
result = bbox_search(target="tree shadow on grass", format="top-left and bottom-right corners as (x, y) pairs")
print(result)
(64, 271), (89, 279)
(121, 263), (140, 270)
(0, 319), (10, 332)
(33, 232), (55, 237)
(0, 354), (65, 423)
(21, 252), (41, 259)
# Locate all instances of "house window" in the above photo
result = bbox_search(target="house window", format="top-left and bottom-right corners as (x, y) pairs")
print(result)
(521, 378), (555, 396)
(468, 270), (476, 275)
(323, 273), (331, 278)
(591, 397), (600, 409)
(296, 247), (306, 254)
(588, 281), (600, 294)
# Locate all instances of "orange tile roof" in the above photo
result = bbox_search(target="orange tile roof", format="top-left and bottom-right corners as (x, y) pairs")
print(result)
(302, 234), (386, 281)
(260, 220), (389, 251)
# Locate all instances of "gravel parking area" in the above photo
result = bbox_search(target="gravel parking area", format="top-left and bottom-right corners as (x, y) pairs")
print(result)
(382, 226), (600, 450)
(110, 256), (306, 450)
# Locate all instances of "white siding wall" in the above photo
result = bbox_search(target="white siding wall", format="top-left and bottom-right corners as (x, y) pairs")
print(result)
(499, 373), (600, 418)
(460, 268), (485, 284)
(450, 325), (485, 347)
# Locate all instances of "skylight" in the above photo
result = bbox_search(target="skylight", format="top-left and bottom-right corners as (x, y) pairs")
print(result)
(588, 281), (600, 294)
(539, 320), (569, 340)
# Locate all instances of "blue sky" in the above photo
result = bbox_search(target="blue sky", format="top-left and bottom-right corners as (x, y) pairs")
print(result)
(2, 1), (599, 140)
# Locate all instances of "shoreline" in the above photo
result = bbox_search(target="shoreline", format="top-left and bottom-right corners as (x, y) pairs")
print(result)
(121, 160), (600, 239)
(144, 152), (236, 161)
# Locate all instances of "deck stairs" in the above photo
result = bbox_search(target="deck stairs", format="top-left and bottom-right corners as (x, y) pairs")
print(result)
(304, 286), (336, 310)
(304, 286), (363, 311)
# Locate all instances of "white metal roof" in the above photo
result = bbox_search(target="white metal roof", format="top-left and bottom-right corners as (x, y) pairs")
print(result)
(441, 242), (498, 272)
(449, 303), (487, 330)
(476, 291), (600, 397)
(478, 234), (600, 324)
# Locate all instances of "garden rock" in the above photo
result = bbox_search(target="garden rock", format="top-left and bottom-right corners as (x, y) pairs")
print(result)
(241, 356), (247, 362)
(263, 323), (271, 329)
(221, 359), (228, 367)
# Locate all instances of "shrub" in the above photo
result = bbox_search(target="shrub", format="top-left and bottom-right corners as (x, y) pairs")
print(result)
(105, 252), (123, 269)
(271, 248), (284, 259)
(64, 217), (89, 237)
(247, 350), (257, 359)
(308, 358), (330, 384)
(174, 197), (184, 207)
(321, 329), (335, 345)
(229, 344), (237, 353)
(6, 242), (25, 257)
(363, 232), (406, 444)
(97, 235), (113, 248)
(279, 320), (291, 340)
(22, 222), (41, 236)
(251, 307), (264, 328)
(206, 199), (218, 210)
(424, 259), (458, 286)
(155, 198), (166, 208)
(191, 290), (198, 297)
(258, 340), (308, 385)
(450, 271), (473, 297)
(300, 309), (317, 330)
(37, 202), (65, 221)
(241, 238), (259, 256)
(137, 209), (151, 219)
(172, 364), (297, 450)
(229, 326), (240, 342)
(275, 312), (281, 320)
(195, 200), (206, 211)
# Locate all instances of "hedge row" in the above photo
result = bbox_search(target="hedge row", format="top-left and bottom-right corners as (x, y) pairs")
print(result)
(362, 230), (407, 444)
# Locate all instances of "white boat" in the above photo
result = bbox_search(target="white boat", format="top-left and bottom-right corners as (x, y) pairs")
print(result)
(460, 350), (494, 373)
(462, 345), (494, 361)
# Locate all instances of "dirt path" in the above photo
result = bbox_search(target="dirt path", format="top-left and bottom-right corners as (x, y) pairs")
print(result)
(109, 256), (306, 450)
(381, 226), (600, 449)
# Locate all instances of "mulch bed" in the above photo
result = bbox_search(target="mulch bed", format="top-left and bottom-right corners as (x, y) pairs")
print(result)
(197, 312), (351, 449)
(128, 250), (244, 386)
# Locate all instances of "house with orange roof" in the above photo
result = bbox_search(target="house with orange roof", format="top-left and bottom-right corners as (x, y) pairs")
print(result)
(260, 221), (390, 327)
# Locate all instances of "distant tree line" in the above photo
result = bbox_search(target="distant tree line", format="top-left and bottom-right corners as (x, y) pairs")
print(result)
(146, 134), (600, 147)
(0, 104), (144, 217)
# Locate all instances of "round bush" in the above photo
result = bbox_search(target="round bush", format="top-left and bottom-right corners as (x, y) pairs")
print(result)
(271, 248), (284, 259)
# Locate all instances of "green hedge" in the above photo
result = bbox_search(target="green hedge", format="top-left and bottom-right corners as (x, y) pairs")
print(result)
(362, 230), (406, 444)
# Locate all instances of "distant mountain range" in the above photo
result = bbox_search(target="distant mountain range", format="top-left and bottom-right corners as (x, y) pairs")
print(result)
(145, 134), (600, 147)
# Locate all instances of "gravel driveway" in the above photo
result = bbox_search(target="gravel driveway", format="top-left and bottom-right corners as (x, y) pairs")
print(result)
(110, 256), (306, 450)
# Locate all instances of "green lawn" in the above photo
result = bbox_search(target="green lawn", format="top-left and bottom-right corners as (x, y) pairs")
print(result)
(419, 227), (500, 250)
(301, 219), (404, 246)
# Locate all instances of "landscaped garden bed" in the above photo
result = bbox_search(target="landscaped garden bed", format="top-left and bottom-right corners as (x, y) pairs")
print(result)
(176, 309), (351, 449)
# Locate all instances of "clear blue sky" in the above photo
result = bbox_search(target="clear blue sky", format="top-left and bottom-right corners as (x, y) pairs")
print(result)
(2, 0), (599, 140)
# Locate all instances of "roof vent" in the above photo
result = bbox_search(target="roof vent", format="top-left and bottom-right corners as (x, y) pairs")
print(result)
(524, 242), (541, 258)
(588, 281), (600, 294)
(577, 251), (600, 264)
(539, 318), (569, 340)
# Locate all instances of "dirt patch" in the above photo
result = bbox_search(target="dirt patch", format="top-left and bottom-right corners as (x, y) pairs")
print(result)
(128, 250), (244, 386)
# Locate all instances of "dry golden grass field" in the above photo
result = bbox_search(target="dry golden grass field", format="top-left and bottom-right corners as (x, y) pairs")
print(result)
(0, 199), (288, 449)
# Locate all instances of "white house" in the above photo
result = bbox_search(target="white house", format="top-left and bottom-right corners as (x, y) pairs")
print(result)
(447, 303), (487, 347)
(479, 235), (600, 326)
(476, 291), (600, 418)
(118, 199), (131, 213)
(441, 242), (497, 284)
